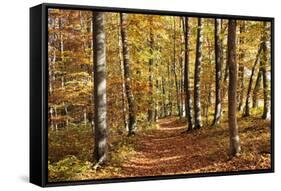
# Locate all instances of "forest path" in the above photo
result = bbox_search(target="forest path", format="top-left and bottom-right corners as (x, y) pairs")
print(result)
(119, 116), (271, 177)
(120, 116), (225, 177)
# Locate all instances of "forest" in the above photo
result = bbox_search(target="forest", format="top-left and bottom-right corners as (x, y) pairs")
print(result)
(47, 9), (272, 182)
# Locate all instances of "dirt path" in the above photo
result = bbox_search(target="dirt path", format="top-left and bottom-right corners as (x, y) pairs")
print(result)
(120, 116), (271, 177)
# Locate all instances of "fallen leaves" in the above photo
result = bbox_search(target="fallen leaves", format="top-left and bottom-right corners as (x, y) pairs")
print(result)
(48, 116), (271, 182)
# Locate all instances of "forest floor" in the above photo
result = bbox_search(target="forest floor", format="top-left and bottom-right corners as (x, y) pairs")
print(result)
(118, 116), (271, 177)
(48, 116), (272, 182)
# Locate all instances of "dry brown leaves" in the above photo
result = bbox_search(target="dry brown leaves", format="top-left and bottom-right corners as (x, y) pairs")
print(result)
(118, 116), (271, 177)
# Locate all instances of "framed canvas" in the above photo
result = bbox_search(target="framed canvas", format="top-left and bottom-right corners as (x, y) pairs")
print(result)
(30, 3), (274, 187)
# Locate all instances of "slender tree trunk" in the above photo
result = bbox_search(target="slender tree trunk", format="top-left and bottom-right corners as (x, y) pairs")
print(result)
(243, 44), (262, 117)
(64, 102), (69, 127)
(252, 69), (262, 108)
(93, 12), (108, 166)
(205, 84), (212, 126)
(148, 17), (155, 124)
(173, 18), (180, 117)
(54, 106), (58, 131)
(162, 77), (167, 117)
(227, 19), (241, 157)
(118, 17), (128, 131)
(221, 20), (228, 101)
(261, 22), (271, 120)
(237, 22), (246, 111)
(212, 19), (223, 126)
(179, 17), (185, 118)
(168, 64), (172, 116)
(89, 15), (94, 127)
(50, 107), (54, 131)
(59, 16), (65, 90)
(120, 13), (137, 136)
(154, 79), (159, 122)
(49, 39), (56, 95)
(184, 17), (194, 130)
(194, 18), (203, 129)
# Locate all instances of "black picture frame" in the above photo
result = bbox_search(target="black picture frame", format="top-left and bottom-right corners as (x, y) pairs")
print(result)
(30, 3), (275, 187)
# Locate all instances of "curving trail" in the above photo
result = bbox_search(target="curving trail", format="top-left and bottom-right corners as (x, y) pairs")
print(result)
(119, 116), (271, 177)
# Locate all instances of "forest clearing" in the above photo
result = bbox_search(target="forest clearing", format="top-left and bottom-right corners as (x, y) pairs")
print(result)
(47, 9), (272, 182)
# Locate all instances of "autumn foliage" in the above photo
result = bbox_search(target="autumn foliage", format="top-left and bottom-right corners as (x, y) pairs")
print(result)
(47, 9), (272, 182)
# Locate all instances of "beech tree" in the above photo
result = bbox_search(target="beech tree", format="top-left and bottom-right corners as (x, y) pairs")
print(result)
(212, 18), (222, 126)
(244, 44), (262, 117)
(120, 13), (137, 135)
(227, 19), (241, 157)
(261, 22), (270, 120)
(184, 17), (194, 130)
(237, 21), (245, 112)
(194, 18), (203, 129)
(148, 17), (155, 124)
(93, 12), (108, 166)
(252, 69), (262, 108)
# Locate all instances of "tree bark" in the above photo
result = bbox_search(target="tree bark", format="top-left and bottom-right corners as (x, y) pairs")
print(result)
(154, 79), (159, 122)
(227, 19), (241, 157)
(168, 64), (173, 116)
(261, 22), (271, 120)
(148, 17), (155, 124)
(118, 16), (128, 131)
(237, 21), (245, 112)
(120, 13), (137, 136)
(243, 44), (262, 117)
(173, 17), (180, 117)
(93, 12), (108, 165)
(179, 17), (185, 118)
(162, 77), (168, 117)
(184, 17), (194, 130)
(194, 18), (203, 129)
(212, 19), (223, 126)
(252, 69), (262, 108)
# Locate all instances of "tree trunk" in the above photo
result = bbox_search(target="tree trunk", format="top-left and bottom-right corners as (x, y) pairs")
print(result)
(120, 13), (137, 136)
(118, 16), (128, 131)
(212, 19), (223, 126)
(50, 107), (54, 131)
(64, 102), (69, 127)
(148, 17), (155, 124)
(252, 69), (262, 108)
(179, 17), (185, 118)
(221, 20), (229, 101)
(237, 22), (246, 111)
(54, 107), (58, 131)
(162, 77), (168, 117)
(261, 22), (270, 120)
(93, 12), (108, 165)
(194, 18), (203, 129)
(168, 64), (173, 116)
(243, 44), (262, 117)
(173, 18), (180, 117)
(184, 17), (194, 130)
(205, 83), (212, 126)
(227, 19), (241, 157)
(154, 79), (159, 122)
